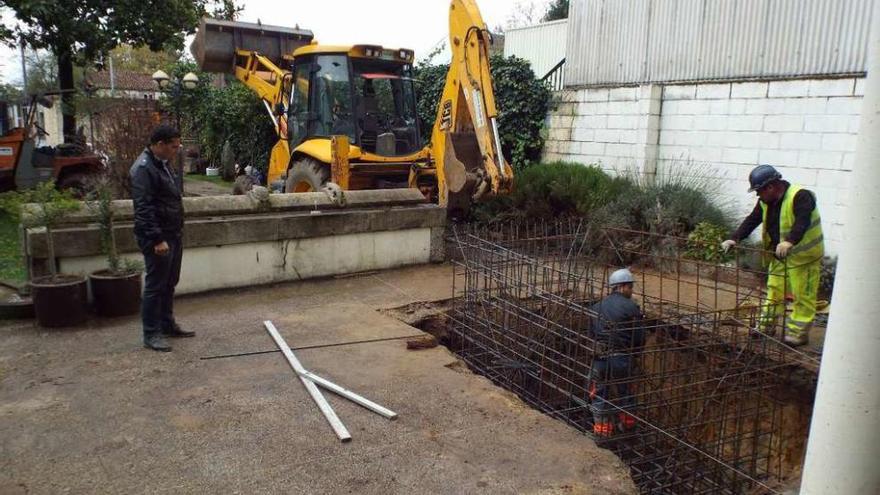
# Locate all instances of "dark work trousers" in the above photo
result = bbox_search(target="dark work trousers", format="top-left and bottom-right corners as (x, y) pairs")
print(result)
(589, 354), (636, 419)
(141, 236), (183, 340)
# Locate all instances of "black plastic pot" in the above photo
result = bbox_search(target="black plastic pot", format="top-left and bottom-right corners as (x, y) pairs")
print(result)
(30, 275), (88, 327)
(89, 270), (142, 317)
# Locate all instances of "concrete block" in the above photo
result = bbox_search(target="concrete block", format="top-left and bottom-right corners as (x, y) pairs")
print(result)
(584, 88), (610, 102)
(617, 129), (640, 144)
(639, 84), (662, 100)
(768, 80), (809, 98)
(571, 127), (593, 141)
(776, 166), (818, 186)
(728, 99), (747, 114)
(692, 115), (728, 131)
(709, 99), (730, 115)
(548, 127), (571, 141)
(727, 115), (764, 131)
(855, 78), (866, 96)
(557, 90), (578, 103)
(726, 131), (765, 148)
(748, 98), (786, 115)
(703, 131), (727, 147)
(764, 115), (804, 132)
(687, 146), (723, 163)
(606, 100), (638, 115)
(817, 169), (850, 188)
(783, 97), (827, 115)
(779, 132), (822, 151)
(808, 78), (855, 97)
(639, 97), (662, 116)
(609, 86), (638, 101)
(696, 83), (731, 99)
(722, 147), (759, 164)
(606, 143), (635, 158)
(659, 131), (677, 146)
(758, 133), (781, 150)
(731, 82), (768, 98)
(826, 97), (862, 115)
(595, 129), (621, 143)
(577, 101), (598, 115)
(664, 85), (697, 100)
(804, 115), (852, 133)
(848, 115), (864, 133)
(758, 149), (799, 166)
(822, 133), (858, 152)
(577, 115), (608, 129)
(661, 115), (694, 130)
(658, 145), (691, 160)
(678, 99), (711, 115)
(798, 150), (843, 169)
(606, 115), (640, 130)
(581, 141), (606, 155)
(841, 152), (856, 171)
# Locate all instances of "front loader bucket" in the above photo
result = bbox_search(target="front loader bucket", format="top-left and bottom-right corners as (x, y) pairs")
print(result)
(191, 18), (314, 73)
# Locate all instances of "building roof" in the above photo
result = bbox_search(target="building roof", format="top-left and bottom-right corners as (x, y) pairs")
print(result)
(86, 70), (157, 92)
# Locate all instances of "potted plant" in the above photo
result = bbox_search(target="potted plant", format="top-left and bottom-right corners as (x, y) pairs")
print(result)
(0, 182), (86, 327)
(85, 176), (143, 317)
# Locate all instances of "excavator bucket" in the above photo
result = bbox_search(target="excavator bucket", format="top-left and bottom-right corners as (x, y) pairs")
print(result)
(191, 18), (314, 73)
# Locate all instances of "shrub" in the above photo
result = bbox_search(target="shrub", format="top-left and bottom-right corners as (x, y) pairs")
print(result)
(684, 222), (734, 263)
(474, 161), (630, 221)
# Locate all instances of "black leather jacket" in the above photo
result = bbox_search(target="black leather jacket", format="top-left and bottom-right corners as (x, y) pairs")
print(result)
(130, 148), (183, 249)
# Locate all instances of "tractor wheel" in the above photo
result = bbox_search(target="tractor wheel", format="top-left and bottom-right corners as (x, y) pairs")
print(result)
(285, 157), (329, 193)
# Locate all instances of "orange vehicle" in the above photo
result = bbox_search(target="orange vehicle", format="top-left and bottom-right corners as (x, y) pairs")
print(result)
(0, 92), (104, 194)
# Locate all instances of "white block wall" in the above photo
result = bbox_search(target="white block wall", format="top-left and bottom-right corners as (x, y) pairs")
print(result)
(544, 76), (863, 255)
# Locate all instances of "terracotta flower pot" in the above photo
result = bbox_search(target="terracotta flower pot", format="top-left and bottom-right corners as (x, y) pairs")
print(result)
(89, 270), (142, 317)
(30, 275), (88, 327)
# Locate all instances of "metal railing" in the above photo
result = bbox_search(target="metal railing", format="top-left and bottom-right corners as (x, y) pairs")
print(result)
(541, 58), (566, 92)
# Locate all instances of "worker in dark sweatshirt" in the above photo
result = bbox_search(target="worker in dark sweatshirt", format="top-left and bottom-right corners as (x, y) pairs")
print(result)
(589, 268), (645, 438)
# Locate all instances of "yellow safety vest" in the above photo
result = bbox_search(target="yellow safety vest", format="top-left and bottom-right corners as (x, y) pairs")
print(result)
(760, 184), (824, 266)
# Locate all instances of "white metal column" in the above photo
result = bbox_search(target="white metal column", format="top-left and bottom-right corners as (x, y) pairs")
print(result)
(799, 0), (880, 492)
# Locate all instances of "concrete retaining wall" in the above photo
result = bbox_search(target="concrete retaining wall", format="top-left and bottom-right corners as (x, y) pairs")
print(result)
(543, 76), (862, 255)
(24, 189), (446, 295)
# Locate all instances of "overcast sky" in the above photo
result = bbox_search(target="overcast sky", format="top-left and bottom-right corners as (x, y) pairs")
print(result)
(0, 0), (551, 85)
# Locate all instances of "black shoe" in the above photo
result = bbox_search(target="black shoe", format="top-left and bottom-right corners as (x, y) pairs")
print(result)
(162, 323), (195, 338)
(144, 335), (172, 352)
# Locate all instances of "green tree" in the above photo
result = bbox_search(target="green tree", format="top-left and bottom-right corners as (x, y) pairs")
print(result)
(542, 0), (569, 21)
(1, 0), (208, 143)
(107, 44), (181, 74)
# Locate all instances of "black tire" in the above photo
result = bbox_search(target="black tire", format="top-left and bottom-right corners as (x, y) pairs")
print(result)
(285, 157), (329, 193)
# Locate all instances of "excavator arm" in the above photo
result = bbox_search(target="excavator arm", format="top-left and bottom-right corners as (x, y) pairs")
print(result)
(431, 0), (513, 211)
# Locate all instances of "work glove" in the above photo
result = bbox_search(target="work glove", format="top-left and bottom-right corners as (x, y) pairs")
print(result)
(720, 239), (736, 253)
(776, 241), (794, 259)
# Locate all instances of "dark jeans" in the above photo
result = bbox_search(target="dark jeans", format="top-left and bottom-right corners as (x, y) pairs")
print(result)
(141, 236), (182, 340)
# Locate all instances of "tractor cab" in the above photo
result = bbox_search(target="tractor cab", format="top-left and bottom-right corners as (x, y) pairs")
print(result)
(287, 45), (420, 157)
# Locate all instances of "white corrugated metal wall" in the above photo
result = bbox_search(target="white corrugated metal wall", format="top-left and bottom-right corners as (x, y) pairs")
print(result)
(503, 19), (568, 78)
(566, 0), (875, 87)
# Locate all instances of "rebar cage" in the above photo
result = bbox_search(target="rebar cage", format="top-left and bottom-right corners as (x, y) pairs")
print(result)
(449, 220), (817, 494)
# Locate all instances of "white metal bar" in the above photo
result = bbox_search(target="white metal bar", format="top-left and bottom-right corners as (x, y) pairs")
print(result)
(263, 320), (351, 442)
(301, 370), (398, 420)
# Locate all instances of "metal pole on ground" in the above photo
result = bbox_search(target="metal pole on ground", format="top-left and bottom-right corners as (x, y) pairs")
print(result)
(799, 1), (880, 492)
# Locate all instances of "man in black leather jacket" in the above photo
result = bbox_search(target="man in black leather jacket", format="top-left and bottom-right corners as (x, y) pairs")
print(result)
(130, 125), (194, 351)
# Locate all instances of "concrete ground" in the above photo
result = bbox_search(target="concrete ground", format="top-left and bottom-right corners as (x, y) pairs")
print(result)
(0, 264), (636, 495)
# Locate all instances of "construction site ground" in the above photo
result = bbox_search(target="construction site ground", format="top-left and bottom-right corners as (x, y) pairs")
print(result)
(0, 263), (637, 495)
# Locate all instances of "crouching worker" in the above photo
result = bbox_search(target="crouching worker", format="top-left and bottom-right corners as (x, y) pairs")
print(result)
(589, 268), (646, 438)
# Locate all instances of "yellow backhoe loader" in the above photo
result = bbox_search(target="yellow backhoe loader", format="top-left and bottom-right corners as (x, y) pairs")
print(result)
(191, 0), (512, 215)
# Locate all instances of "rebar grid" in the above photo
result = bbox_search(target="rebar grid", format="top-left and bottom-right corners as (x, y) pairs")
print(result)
(449, 220), (799, 494)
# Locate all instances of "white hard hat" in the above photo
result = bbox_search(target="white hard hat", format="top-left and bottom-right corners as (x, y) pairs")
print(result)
(609, 268), (635, 286)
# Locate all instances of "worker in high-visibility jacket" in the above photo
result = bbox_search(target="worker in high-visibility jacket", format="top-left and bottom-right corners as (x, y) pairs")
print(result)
(721, 165), (824, 346)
